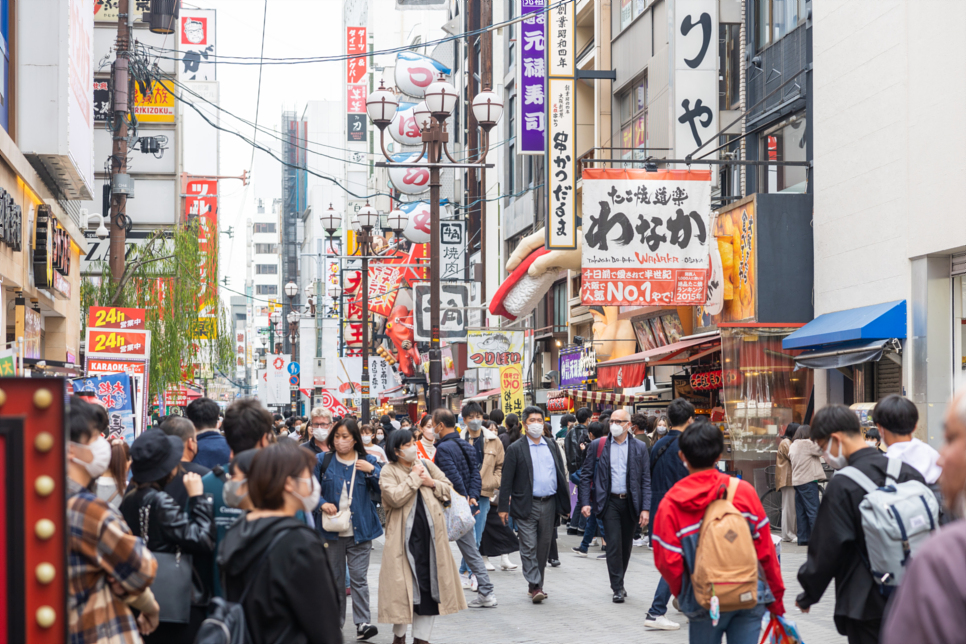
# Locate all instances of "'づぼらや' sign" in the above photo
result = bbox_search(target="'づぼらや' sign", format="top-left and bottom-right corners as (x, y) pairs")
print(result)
(468, 330), (524, 367)
(580, 168), (712, 306)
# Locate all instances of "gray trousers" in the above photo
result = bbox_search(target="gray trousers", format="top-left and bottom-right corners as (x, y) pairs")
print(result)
(781, 486), (797, 542)
(516, 497), (556, 589)
(329, 536), (372, 626)
(455, 525), (495, 596)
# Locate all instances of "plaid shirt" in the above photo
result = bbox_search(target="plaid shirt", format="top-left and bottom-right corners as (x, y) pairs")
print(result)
(68, 479), (157, 644)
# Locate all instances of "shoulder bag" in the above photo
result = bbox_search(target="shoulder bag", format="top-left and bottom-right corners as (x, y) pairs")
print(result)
(321, 461), (357, 533)
(140, 490), (193, 624)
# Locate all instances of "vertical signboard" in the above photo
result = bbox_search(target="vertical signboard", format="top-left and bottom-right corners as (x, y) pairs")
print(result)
(347, 27), (367, 83)
(518, 0), (546, 154)
(440, 220), (466, 280)
(545, 0), (575, 250)
(347, 27), (367, 141)
(500, 364), (525, 416)
(186, 179), (219, 330)
(179, 9), (217, 81)
(672, 0), (718, 176)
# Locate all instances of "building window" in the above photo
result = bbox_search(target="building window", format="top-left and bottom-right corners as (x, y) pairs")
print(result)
(619, 0), (646, 32)
(255, 264), (278, 275)
(254, 222), (276, 234)
(760, 113), (807, 194)
(254, 243), (278, 254)
(719, 24), (741, 111)
(757, 0), (806, 49)
(508, 0), (515, 66)
(552, 281), (567, 333)
(256, 284), (278, 295)
(619, 76), (648, 167)
(508, 93), (516, 194)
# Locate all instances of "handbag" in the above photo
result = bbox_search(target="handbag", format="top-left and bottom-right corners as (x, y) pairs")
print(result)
(139, 493), (193, 624)
(444, 491), (476, 541)
(322, 463), (357, 533)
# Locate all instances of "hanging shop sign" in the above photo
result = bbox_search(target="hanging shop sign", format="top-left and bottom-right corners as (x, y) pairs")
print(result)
(468, 330), (525, 367)
(18, 305), (42, 359)
(369, 356), (396, 399)
(72, 373), (137, 442)
(558, 346), (585, 388)
(546, 78), (575, 249)
(348, 84), (367, 114)
(689, 369), (722, 392)
(53, 224), (71, 276)
(388, 151), (431, 195)
(186, 179), (219, 331)
(180, 10), (217, 81)
(85, 328), (150, 359)
(696, 198), (756, 327)
(546, 0), (574, 77)
(518, 0), (547, 154)
(500, 364), (525, 416)
(672, 0), (718, 179)
(389, 102), (422, 145)
(348, 113), (367, 142)
(440, 220), (466, 280)
(94, 0), (147, 22)
(0, 188), (22, 251)
(134, 79), (176, 123)
(33, 205), (54, 290)
(413, 281), (470, 342)
(631, 310), (685, 351)
(394, 51), (451, 99)
(580, 168), (712, 306)
(347, 27), (367, 84)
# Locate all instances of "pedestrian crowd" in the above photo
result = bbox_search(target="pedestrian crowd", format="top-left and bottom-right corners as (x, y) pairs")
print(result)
(66, 387), (966, 644)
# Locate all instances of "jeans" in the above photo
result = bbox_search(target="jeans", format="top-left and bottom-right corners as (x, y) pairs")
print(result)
(795, 481), (820, 545)
(516, 497), (556, 590)
(688, 604), (766, 644)
(602, 496), (636, 591)
(454, 526), (494, 597)
(578, 510), (599, 551)
(460, 496), (490, 574)
(647, 577), (672, 617)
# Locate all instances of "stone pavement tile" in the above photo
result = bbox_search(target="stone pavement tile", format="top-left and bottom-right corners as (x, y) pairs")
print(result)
(342, 533), (847, 643)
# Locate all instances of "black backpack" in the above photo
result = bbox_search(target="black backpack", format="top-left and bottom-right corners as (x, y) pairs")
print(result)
(194, 529), (292, 644)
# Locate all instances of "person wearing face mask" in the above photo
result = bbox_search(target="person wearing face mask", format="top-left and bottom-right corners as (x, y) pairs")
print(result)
(880, 388), (966, 644)
(120, 429), (215, 644)
(222, 449), (256, 511)
(379, 430), (467, 644)
(796, 405), (924, 644)
(460, 402), (510, 572)
(374, 426), (387, 447)
(360, 423), (388, 462)
(577, 409), (652, 603)
(159, 416), (211, 507)
(302, 407), (332, 455)
(219, 443), (342, 644)
(316, 419), (383, 640)
(416, 413), (437, 461)
(498, 407), (570, 604)
(67, 396), (161, 644)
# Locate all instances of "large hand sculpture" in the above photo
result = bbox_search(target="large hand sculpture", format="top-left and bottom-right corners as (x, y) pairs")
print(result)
(489, 228), (582, 320)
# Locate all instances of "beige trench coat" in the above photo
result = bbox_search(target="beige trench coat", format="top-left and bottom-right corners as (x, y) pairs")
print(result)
(378, 459), (468, 625)
(775, 438), (793, 489)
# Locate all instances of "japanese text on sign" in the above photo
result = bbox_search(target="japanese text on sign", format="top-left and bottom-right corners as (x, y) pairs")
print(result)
(673, 0), (718, 180)
(546, 0), (574, 77)
(347, 27), (367, 84)
(546, 79), (575, 249)
(468, 330), (525, 366)
(518, 0), (546, 154)
(581, 169), (712, 306)
(88, 307), (146, 330)
(500, 364), (525, 416)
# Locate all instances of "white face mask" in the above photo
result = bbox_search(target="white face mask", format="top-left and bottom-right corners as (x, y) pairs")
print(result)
(400, 445), (418, 462)
(422, 426), (436, 441)
(657, 424), (668, 435)
(823, 436), (848, 470)
(291, 476), (321, 514)
(610, 423), (626, 438)
(526, 423), (544, 438)
(313, 428), (328, 443)
(71, 436), (112, 479)
(223, 479), (249, 508)
(375, 432), (384, 442)
(362, 435), (372, 445)
(866, 440), (878, 449)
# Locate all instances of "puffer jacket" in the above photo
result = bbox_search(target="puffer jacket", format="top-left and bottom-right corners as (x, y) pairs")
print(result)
(433, 431), (483, 501)
(461, 427), (505, 498)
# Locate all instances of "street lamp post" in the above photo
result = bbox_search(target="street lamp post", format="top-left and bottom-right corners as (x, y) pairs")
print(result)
(366, 78), (502, 411)
(269, 310), (282, 355)
(352, 202), (381, 424)
(285, 281), (299, 414)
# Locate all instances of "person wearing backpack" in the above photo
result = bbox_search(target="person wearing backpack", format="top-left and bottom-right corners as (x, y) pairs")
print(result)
(643, 398), (694, 631)
(796, 405), (929, 644)
(565, 407), (592, 534)
(577, 409), (651, 603)
(218, 442), (342, 644)
(653, 420), (785, 644)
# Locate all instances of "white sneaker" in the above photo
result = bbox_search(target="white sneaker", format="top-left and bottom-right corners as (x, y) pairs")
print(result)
(590, 537), (600, 547)
(482, 556), (496, 571)
(460, 572), (473, 589)
(468, 593), (498, 608)
(632, 538), (646, 547)
(644, 615), (681, 631)
(500, 554), (518, 570)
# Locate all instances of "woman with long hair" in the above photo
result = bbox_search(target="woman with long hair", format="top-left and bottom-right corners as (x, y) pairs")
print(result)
(775, 422), (799, 542)
(218, 442), (341, 644)
(318, 419), (383, 640)
(96, 438), (130, 508)
(379, 430), (466, 644)
(788, 424), (825, 546)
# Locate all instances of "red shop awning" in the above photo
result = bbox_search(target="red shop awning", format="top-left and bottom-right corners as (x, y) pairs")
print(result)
(597, 333), (721, 389)
(548, 389), (662, 406)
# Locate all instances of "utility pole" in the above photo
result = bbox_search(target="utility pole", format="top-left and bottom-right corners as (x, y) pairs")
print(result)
(109, 0), (130, 281)
(480, 0), (492, 303)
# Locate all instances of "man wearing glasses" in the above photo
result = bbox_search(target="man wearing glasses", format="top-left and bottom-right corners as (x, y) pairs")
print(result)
(301, 408), (332, 455)
(578, 408), (652, 603)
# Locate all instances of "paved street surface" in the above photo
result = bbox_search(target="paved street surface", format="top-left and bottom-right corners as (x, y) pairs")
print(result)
(340, 531), (845, 643)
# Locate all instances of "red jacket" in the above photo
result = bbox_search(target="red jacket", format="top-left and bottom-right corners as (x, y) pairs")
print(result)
(653, 469), (785, 616)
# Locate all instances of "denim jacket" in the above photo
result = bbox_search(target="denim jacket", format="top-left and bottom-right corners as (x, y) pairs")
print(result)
(316, 452), (384, 543)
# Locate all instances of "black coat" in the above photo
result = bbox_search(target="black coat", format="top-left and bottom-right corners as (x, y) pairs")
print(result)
(498, 436), (570, 521)
(578, 435), (652, 517)
(219, 515), (342, 644)
(120, 486), (215, 555)
(564, 423), (590, 475)
(796, 448), (925, 631)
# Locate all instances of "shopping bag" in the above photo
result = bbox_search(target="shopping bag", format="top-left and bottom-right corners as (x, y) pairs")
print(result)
(444, 491), (477, 541)
(760, 613), (804, 644)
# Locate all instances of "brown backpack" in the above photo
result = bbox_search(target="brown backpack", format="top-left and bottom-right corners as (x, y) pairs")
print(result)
(691, 477), (759, 612)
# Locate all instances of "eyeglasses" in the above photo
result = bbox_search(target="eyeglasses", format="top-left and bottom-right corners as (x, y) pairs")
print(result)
(311, 421), (330, 428)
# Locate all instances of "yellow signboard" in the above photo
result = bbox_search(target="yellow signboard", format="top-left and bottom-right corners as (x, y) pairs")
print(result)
(500, 364), (524, 417)
(191, 317), (217, 340)
(134, 80), (176, 123)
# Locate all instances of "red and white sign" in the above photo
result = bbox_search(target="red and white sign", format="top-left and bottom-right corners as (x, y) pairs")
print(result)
(186, 179), (219, 322)
(88, 306), (147, 330)
(581, 169), (712, 306)
(319, 389), (350, 416)
(389, 103), (423, 146)
(87, 360), (146, 375)
(347, 27), (367, 84)
(180, 15), (208, 45)
(86, 328), (150, 359)
(348, 84), (366, 114)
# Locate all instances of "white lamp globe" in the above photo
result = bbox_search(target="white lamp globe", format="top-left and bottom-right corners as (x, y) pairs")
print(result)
(424, 75), (458, 118)
(366, 80), (398, 128)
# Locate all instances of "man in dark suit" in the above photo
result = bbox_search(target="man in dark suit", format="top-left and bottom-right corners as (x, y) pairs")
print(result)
(499, 406), (570, 604)
(578, 408), (652, 603)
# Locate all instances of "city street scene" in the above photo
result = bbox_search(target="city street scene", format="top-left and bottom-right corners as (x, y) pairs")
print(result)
(1, 1), (965, 644)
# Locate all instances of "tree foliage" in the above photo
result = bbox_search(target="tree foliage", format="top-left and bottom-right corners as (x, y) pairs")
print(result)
(80, 222), (234, 398)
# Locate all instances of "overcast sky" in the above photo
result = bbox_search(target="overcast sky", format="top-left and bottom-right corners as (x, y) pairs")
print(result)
(186, 0), (343, 303)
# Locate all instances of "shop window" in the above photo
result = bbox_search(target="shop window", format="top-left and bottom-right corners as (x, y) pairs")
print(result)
(721, 327), (814, 486)
(618, 76), (648, 167)
(719, 24), (741, 111)
(756, 0), (806, 50)
(760, 113), (807, 193)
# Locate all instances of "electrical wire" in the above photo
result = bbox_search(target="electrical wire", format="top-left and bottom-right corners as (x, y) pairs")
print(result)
(248, 0), (269, 174)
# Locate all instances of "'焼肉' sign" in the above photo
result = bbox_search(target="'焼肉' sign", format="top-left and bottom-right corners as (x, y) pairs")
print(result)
(581, 168), (711, 307)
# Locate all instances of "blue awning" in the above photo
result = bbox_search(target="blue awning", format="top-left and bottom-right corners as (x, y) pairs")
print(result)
(782, 300), (906, 350)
